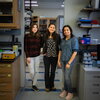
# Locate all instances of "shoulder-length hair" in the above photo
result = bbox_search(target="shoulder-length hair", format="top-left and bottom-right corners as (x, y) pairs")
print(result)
(30, 23), (40, 38)
(45, 23), (57, 40)
(62, 25), (74, 39)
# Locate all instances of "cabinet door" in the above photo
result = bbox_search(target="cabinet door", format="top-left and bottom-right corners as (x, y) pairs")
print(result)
(0, 64), (12, 73)
(0, 82), (12, 91)
(0, 73), (12, 82)
(0, 92), (12, 100)
(85, 71), (100, 81)
(0, 0), (20, 29)
(85, 88), (100, 100)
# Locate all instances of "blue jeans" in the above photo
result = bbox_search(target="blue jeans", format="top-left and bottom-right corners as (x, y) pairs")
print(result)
(62, 61), (74, 93)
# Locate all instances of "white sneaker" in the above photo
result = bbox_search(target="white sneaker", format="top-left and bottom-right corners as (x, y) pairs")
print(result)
(59, 90), (67, 98)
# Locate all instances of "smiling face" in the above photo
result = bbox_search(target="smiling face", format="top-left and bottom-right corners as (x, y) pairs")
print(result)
(48, 24), (56, 34)
(32, 24), (38, 33)
(63, 27), (71, 37)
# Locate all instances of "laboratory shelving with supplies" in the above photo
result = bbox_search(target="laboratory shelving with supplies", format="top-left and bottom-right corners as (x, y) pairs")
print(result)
(78, 7), (100, 31)
(78, 5), (100, 68)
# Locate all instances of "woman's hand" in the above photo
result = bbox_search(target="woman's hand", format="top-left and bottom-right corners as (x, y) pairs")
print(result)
(58, 61), (62, 68)
(26, 57), (31, 64)
(43, 53), (47, 56)
(40, 48), (43, 54)
(66, 64), (70, 69)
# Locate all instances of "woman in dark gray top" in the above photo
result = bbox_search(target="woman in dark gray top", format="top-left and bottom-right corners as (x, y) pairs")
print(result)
(43, 23), (61, 92)
(58, 25), (79, 100)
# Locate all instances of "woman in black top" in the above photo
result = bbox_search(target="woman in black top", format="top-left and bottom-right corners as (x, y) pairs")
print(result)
(43, 23), (61, 92)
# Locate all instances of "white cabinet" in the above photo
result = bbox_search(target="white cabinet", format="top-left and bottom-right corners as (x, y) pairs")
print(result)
(78, 65), (100, 100)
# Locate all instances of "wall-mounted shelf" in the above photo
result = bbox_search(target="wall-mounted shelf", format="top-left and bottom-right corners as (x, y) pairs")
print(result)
(77, 7), (100, 34)
(81, 8), (100, 12)
(0, 42), (21, 47)
(79, 26), (100, 28)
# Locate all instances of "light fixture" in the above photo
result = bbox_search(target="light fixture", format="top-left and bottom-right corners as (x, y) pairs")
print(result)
(61, 4), (64, 7)
(25, 4), (30, 6)
(25, 1), (37, 3)
(31, 1), (37, 3)
(31, 4), (38, 6)
(25, 1), (30, 3)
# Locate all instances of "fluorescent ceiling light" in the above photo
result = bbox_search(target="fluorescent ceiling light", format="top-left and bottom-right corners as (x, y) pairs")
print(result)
(25, 1), (37, 3)
(25, 1), (30, 3)
(25, 4), (38, 7)
(61, 4), (64, 7)
(31, 4), (38, 6)
(25, 4), (30, 6)
(31, 1), (37, 3)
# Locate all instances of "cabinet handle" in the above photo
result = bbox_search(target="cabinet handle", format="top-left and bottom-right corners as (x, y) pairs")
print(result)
(7, 65), (11, 67)
(0, 64), (11, 68)
(0, 74), (11, 77)
(8, 74), (11, 77)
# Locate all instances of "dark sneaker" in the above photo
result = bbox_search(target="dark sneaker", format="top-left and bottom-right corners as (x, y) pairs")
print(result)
(45, 88), (50, 92)
(32, 85), (39, 91)
(50, 87), (56, 91)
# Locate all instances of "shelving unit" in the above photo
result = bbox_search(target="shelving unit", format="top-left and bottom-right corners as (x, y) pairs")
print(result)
(78, 6), (100, 65)
(0, 0), (20, 29)
(39, 18), (47, 34)
(78, 7), (100, 34)
(32, 16), (56, 34)
(32, 16), (39, 25)
(39, 17), (56, 34)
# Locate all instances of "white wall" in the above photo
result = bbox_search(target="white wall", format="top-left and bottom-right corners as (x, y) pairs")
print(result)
(18, 0), (25, 87)
(32, 8), (64, 17)
(64, 0), (89, 37)
(64, 0), (100, 42)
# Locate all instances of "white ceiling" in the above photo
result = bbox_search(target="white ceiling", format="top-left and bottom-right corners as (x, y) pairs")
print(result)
(25, 0), (64, 9)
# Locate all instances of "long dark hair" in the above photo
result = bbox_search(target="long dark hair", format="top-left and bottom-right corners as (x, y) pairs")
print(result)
(62, 25), (74, 39)
(30, 23), (40, 38)
(45, 23), (57, 40)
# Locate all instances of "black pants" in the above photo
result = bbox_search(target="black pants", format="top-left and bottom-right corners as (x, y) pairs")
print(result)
(43, 56), (57, 89)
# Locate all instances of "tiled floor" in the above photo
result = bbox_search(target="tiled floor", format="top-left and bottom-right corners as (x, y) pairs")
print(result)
(15, 55), (79, 100)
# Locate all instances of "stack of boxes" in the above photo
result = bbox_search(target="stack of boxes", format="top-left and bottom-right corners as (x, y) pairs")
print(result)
(83, 52), (93, 67)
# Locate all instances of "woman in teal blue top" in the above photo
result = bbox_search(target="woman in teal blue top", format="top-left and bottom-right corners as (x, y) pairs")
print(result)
(58, 25), (79, 100)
